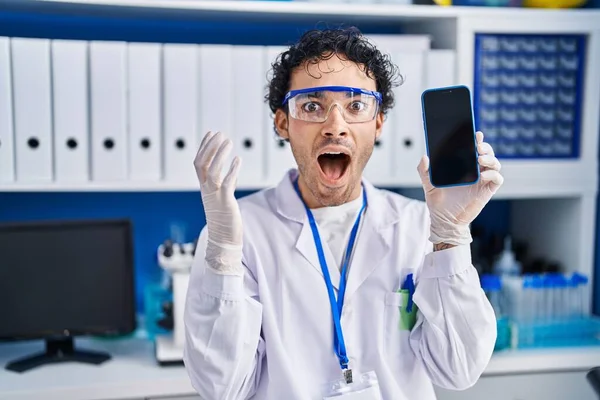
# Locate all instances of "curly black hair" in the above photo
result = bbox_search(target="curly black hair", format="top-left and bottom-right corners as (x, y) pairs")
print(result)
(265, 26), (403, 119)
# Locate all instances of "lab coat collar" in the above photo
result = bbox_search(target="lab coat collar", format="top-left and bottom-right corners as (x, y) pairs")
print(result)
(275, 169), (400, 296)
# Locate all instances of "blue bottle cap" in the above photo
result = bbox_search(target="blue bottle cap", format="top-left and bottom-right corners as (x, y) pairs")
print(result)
(571, 272), (589, 285)
(480, 274), (501, 291)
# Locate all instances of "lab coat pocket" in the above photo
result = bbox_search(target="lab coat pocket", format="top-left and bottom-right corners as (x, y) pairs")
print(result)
(385, 291), (418, 332)
(383, 292), (418, 371)
(384, 292), (409, 362)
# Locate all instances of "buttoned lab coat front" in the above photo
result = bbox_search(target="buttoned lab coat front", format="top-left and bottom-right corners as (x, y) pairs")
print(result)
(183, 169), (497, 400)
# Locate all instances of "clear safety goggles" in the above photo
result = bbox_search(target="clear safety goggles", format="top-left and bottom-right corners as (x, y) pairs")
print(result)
(282, 86), (382, 124)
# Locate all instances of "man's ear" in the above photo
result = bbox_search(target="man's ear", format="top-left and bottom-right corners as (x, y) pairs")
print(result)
(275, 109), (289, 140)
(375, 112), (384, 139)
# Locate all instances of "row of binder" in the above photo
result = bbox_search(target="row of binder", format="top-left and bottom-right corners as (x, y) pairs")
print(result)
(0, 35), (455, 187)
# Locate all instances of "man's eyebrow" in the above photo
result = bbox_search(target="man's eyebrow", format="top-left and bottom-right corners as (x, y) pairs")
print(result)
(305, 91), (362, 99)
(306, 91), (324, 99)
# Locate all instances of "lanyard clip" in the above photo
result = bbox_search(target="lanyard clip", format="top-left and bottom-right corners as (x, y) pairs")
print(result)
(343, 368), (353, 385)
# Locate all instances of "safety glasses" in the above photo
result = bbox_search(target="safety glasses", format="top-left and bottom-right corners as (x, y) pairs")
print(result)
(282, 86), (382, 124)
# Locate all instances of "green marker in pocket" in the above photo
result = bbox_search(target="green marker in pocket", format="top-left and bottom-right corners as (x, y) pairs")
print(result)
(398, 273), (417, 331)
(397, 289), (418, 331)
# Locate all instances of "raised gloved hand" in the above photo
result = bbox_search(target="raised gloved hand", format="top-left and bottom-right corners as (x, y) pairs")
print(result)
(194, 131), (243, 275)
(417, 131), (504, 247)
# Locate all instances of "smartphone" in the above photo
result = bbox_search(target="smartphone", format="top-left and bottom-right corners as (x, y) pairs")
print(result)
(421, 85), (480, 188)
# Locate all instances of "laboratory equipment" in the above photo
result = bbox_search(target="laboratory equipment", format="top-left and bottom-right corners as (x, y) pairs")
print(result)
(154, 239), (196, 365)
(474, 34), (586, 159)
(481, 274), (504, 317)
(480, 274), (511, 351)
(570, 272), (590, 317)
(144, 282), (173, 338)
(492, 235), (522, 276)
(0, 219), (136, 373)
(496, 272), (600, 349)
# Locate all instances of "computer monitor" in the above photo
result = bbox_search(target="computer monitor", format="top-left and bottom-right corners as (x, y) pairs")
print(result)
(0, 218), (136, 373)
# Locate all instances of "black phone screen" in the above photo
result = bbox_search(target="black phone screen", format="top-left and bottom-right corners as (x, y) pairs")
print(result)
(422, 86), (479, 188)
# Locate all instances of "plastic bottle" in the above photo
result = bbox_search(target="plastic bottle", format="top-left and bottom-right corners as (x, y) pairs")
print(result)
(500, 274), (522, 321)
(493, 236), (522, 277)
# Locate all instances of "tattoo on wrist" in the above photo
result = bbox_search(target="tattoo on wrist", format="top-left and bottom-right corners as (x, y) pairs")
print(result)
(434, 243), (455, 252)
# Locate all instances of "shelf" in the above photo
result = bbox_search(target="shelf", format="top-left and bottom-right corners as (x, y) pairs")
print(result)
(0, 2), (597, 201)
(0, 181), (200, 193)
(1, 158), (598, 199)
(0, 336), (195, 400)
(4, 0), (599, 24)
(485, 346), (600, 376)
(0, 178), (596, 199)
(0, 180), (274, 193)
(493, 160), (599, 199)
(1, 335), (599, 400)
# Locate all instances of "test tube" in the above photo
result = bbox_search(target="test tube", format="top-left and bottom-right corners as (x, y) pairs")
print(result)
(575, 273), (590, 317)
(521, 276), (535, 346)
(582, 276), (590, 316)
(481, 274), (503, 318)
(567, 274), (579, 319)
(522, 276), (533, 322)
(542, 274), (553, 321)
(556, 274), (568, 320)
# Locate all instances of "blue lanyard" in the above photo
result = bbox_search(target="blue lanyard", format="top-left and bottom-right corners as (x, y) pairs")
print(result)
(293, 178), (367, 380)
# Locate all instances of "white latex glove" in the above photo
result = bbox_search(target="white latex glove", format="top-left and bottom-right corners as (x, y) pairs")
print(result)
(194, 131), (243, 275)
(417, 131), (504, 246)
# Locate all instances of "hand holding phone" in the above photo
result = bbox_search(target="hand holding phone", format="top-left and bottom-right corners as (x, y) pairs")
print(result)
(418, 85), (504, 246)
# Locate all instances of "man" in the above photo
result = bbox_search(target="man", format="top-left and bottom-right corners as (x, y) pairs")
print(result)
(184, 27), (503, 400)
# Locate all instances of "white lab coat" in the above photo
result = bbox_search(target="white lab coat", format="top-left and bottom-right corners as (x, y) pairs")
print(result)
(183, 169), (497, 400)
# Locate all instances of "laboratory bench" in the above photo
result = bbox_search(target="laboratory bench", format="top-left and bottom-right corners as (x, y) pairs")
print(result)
(0, 336), (196, 400)
(1, 335), (599, 400)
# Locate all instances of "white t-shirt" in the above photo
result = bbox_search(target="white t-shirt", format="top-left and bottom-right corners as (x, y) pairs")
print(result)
(309, 190), (364, 270)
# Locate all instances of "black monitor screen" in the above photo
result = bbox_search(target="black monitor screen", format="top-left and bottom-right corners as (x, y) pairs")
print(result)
(0, 219), (135, 340)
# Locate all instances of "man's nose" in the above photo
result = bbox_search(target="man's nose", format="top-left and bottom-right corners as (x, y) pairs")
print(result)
(322, 104), (348, 137)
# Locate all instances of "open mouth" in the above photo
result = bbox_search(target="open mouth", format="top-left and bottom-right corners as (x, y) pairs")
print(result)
(317, 152), (351, 182)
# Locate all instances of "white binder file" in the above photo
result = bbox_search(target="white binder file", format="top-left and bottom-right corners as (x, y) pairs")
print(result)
(11, 38), (53, 183)
(426, 50), (456, 89)
(0, 37), (14, 183)
(163, 43), (199, 184)
(198, 44), (234, 177)
(361, 34), (396, 185)
(232, 46), (266, 186)
(363, 35), (430, 186)
(89, 41), (128, 182)
(265, 46), (296, 184)
(394, 51), (427, 186)
(367, 34), (431, 52)
(128, 42), (162, 181)
(52, 40), (89, 183)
